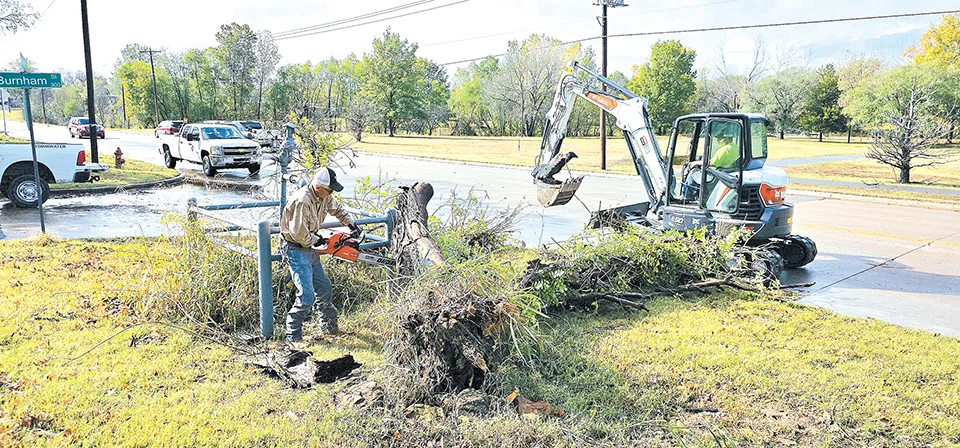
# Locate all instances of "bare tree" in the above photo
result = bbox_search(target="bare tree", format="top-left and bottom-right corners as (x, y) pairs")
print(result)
(254, 30), (280, 121)
(345, 96), (378, 142)
(867, 68), (959, 183)
(0, 0), (36, 35)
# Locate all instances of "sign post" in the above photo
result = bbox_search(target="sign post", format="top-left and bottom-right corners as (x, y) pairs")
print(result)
(0, 55), (63, 234)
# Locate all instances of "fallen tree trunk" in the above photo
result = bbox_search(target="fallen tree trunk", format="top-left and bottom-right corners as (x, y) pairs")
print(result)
(391, 182), (446, 275)
(385, 182), (505, 402)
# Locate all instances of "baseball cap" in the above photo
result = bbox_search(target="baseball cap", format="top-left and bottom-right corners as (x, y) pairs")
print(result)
(312, 167), (344, 192)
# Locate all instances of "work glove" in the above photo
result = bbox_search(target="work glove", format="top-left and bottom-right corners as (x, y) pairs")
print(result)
(311, 234), (328, 249)
(348, 223), (362, 239)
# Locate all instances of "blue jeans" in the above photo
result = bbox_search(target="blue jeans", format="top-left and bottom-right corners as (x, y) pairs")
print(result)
(285, 245), (335, 341)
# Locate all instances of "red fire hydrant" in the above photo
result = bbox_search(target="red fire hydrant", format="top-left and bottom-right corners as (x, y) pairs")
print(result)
(114, 148), (125, 169)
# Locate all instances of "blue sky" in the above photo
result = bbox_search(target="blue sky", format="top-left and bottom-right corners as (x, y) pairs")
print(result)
(0, 0), (952, 78)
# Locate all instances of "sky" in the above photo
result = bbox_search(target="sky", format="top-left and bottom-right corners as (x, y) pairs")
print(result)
(0, 0), (953, 79)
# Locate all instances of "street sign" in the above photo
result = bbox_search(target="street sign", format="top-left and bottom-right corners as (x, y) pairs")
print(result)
(0, 72), (63, 89)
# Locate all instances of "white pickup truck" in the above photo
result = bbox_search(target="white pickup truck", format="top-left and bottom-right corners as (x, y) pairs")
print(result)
(0, 141), (110, 207)
(159, 123), (262, 177)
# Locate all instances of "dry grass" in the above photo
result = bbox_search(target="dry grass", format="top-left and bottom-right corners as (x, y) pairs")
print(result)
(49, 152), (179, 190)
(352, 134), (869, 175)
(787, 157), (960, 189)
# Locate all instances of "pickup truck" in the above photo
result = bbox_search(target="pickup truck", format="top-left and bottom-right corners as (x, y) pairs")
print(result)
(159, 123), (262, 177)
(0, 141), (110, 207)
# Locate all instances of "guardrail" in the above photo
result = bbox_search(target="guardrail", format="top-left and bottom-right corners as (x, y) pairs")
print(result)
(184, 124), (395, 338)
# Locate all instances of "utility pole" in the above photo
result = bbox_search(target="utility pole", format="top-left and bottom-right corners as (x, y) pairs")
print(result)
(595, 0), (627, 171)
(80, 0), (100, 163)
(140, 47), (162, 127)
(120, 82), (128, 128)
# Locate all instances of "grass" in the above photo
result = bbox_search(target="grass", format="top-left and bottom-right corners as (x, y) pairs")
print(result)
(2, 108), (154, 134)
(787, 156), (960, 190)
(2, 237), (959, 446)
(49, 151), (179, 190)
(352, 134), (869, 175)
(0, 134), (28, 143)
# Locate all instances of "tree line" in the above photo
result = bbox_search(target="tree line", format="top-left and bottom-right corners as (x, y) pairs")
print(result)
(6, 14), (960, 182)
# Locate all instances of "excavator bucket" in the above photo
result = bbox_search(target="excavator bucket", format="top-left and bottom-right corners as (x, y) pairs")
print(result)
(536, 176), (583, 207)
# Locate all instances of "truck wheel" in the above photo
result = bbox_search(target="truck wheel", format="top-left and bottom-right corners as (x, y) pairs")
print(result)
(778, 235), (818, 269)
(6, 174), (50, 208)
(247, 164), (260, 175)
(202, 155), (217, 177)
(163, 149), (177, 169)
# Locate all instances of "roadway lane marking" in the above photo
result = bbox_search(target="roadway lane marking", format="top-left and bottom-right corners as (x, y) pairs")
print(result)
(812, 230), (960, 293)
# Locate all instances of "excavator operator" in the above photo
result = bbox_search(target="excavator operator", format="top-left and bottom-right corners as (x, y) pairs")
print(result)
(681, 124), (741, 205)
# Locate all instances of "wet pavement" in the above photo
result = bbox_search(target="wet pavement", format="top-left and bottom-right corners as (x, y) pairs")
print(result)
(2, 121), (959, 338)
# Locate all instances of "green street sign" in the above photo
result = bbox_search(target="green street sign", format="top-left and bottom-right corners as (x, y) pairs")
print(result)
(0, 72), (63, 89)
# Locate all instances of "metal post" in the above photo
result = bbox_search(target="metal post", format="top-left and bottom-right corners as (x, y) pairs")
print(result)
(600, 3), (608, 171)
(23, 89), (46, 233)
(257, 220), (274, 338)
(279, 123), (296, 212)
(80, 0), (100, 163)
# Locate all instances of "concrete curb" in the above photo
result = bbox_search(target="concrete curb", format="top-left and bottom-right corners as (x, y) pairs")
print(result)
(792, 189), (960, 212)
(50, 173), (185, 197)
(181, 171), (261, 191)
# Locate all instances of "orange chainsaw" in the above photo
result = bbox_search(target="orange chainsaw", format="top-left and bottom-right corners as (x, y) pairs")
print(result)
(314, 231), (392, 267)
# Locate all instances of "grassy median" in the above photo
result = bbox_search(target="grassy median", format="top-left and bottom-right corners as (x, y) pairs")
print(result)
(2, 237), (958, 446)
(49, 151), (179, 191)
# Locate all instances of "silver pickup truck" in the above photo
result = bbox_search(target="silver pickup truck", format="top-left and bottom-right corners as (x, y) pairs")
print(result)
(0, 141), (110, 207)
(159, 123), (262, 177)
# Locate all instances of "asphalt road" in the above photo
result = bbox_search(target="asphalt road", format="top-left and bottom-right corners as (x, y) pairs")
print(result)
(2, 122), (959, 337)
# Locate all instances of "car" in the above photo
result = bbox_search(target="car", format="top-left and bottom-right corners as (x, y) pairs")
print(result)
(159, 123), (262, 177)
(155, 120), (184, 138)
(0, 141), (110, 207)
(67, 117), (105, 139)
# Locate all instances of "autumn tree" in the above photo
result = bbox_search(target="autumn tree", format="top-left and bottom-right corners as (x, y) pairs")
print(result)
(908, 14), (960, 69)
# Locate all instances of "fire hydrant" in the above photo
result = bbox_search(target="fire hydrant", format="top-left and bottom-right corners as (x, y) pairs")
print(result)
(114, 148), (125, 169)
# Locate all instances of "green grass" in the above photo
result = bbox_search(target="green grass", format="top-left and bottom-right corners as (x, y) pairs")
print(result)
(2, 237), (959, 446)
(0, 134), (28, 143)
(49, 151), (178, 190)
(352, 134), (869, 175)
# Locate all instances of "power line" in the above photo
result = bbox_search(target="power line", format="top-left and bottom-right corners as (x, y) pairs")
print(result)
(275, 0), (469, 41)
(274, 0), (434, 38)
(437, 8), (960, 66)
(423, 0), (739, 47)
(39, 0), (58, 17)
(607, 9), (960, 39)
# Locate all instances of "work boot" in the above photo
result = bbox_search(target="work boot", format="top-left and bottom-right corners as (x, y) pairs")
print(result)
(317, 303), (340, 336)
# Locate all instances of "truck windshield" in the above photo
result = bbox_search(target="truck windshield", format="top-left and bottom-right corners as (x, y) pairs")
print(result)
(201, 127), (244, 140)
(241, 121), (262, 130)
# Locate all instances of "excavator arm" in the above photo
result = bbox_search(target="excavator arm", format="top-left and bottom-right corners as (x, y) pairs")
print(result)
(532, 61), (669, 211)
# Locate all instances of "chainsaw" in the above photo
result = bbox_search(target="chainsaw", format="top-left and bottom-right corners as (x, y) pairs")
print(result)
(314, 231), (393, 267)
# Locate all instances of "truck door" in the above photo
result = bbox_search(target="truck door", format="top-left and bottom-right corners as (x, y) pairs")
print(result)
(700, 119), (744, 216)
(662, 118), (712, 233)
(179, 126), (199, 162)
